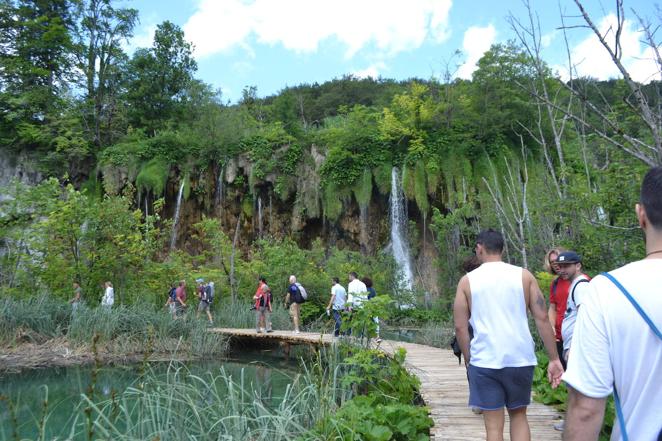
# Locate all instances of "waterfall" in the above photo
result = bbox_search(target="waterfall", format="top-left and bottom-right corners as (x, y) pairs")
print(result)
(169, 181), (185, 251)
(389, 167), (414, 290)
(257, 195), (263, 238)
(216, 166), (224, 208)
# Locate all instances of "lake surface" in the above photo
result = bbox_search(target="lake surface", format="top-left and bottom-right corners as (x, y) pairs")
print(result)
(0, 349), (298, 440)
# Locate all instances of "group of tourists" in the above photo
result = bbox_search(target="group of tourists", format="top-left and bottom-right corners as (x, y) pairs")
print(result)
(69, 281), (114, 310)
(165, 279), (215, 324)
(453, 166), (662, 441)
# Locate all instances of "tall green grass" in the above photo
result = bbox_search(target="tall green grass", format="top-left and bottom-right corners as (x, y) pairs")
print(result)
(0, 296), (228, 356)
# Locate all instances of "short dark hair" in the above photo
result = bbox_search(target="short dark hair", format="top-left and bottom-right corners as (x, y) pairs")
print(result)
(362, 277), (373, 288)
(349, 271), (358, 279)
(259, 276), (267, 283)
(332, 277), (339, 284)
(641, 166), (662, 229)
(476, 229), (504, 254)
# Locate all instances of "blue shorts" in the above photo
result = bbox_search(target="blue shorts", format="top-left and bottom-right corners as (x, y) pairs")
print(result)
(467, 365), (534, 410)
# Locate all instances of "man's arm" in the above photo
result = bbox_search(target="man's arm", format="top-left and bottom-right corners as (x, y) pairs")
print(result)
(326, 293), (336, 311)
(523, 270), (564, 387)
(562, 386), (606, 441)
(453, 276), (471, 366)
(548, 304), (557, 338)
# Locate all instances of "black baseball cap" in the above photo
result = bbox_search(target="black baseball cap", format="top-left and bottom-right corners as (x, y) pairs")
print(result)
(555, 251), (581, 264)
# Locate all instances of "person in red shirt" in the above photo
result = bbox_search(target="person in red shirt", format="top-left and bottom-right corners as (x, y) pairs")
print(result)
(545, 248), (570, 370)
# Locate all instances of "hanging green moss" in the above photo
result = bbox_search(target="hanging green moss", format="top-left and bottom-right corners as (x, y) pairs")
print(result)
(402, 164), (416, 200)
(183, 174), (191, 200)
(373, 163), (392, 195)
(414, 161), (429, 215)
(322, 183), (343, 222)
(352, 168), (373, 208)
(275, 175), (296, 201)
(425, 159), (441, 196)
(242, 194), (254, 218)
(136, 158), (169, 196)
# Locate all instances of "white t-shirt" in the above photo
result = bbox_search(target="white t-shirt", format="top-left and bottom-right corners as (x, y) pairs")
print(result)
(347, 279), (367, 308)
(102, 287), (114, 306)
(561, 274), (591, 351)
(467, 261), (537, 369)
(563, 260), (662, 441)
(331, 283), (347, 311)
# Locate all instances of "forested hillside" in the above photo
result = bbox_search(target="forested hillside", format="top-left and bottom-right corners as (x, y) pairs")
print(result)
(1, 0), (660, 307)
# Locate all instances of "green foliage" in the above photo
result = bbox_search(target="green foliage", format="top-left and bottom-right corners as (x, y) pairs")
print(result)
(413, 161), (429, 215)
(353, 168), (373, 208)
(373, 163), (393, 195)
(322, 183), (344, 221)
(136, 158), (169, 196)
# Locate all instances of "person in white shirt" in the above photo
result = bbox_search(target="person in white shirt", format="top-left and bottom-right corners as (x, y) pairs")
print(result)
(347, 271), (367, 309)
(101, 281), (114, 309)
(563, 166), (662, 441)
(554, 251), (591, 361)
(326, 277), (347, 337)
(454, 229), (563, 441)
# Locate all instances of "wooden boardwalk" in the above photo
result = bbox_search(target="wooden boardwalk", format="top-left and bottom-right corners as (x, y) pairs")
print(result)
(213, 328), (563, 441)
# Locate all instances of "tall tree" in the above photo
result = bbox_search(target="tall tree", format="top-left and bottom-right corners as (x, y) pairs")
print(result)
(126, 20), (197, 133)
(76, 0), (138, 147)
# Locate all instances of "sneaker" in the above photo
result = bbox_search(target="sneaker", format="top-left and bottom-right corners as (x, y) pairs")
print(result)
(553, 420), (564, 432)
(260, 328), (266, 333)
(256, 329), (261, 334)
(375, 337), (382, 343)
(294, 330), (300, 334)
(266, 329), (273, 333)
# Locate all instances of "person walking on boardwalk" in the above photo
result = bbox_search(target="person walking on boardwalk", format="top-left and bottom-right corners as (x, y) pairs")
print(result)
(544, 247), (570, 370)
(175, 279), (187, 317)
(347, 272), (367, 310)
(556, 251), (590, 363)
(101, 281), (114, 309)
(326, 277), (347, 337)
(196, 279), (214, 325)
(563, 167), (662, 441)
(453, 229), (564, 441)
(362, 276), (382, 343)
(254, 279), (272, 333)
(285, 275), (303, 334)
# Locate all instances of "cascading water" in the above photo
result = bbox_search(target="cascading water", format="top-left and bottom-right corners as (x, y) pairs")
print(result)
(257, 196), (263, 238)
(389, 167), (414, 290)
(359, 204), (369, 254)
(169, 181), (185, 251)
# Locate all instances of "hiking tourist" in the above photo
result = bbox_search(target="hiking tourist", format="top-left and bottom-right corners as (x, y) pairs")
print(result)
(362, 276), (381, 343)
(285, 275), (303, 334)
(254, 280), (272, 333)
(453, 229), (563, 441)
(165, 283), (177, 318)
(101, 281), (114, 309)
(563, 167), (662, 441)
(326, 277), (347, 337)
(69, 282), (82, 310)
(556, 251), (590, 362)
(196, 279), (213, 324)
(175, 280), (187, 317)
(347, 271), (367, 310)
(545, 247), (570, 370)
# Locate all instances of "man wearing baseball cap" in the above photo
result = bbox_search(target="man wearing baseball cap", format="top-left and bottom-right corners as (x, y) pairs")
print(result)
(556, 251), (590, 362)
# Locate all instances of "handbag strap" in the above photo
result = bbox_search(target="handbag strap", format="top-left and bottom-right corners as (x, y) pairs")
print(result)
(600, 272), (662, 441)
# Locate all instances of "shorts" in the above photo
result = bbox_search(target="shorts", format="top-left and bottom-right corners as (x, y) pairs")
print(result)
(467, 365), (534, 410)
(198, 301), (210, 312)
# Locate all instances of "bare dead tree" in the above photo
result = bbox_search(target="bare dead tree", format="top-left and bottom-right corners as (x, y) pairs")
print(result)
(544, 0), (662, 165)
(483, 137), (532, 268)
(508, 0), (571, 199)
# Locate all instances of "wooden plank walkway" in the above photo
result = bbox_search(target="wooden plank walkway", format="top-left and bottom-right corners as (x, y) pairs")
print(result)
(213, 328), (563, 441)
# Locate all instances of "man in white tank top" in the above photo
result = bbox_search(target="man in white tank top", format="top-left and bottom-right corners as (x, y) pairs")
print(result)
(454, 229), (564, 441)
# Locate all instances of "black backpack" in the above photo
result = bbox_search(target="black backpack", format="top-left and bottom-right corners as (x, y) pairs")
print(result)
(205, 284), (213, 304)
(169, 287), (177, 301)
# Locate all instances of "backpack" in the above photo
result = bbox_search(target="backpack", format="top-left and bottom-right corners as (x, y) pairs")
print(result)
(169, 287), (177, 301)
(295, 282), (308, 302)
(205, 283), (213, 304)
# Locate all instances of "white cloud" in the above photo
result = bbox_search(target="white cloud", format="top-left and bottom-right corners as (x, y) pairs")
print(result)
(353, 62), (387, 79)
(456, 24), (496, 80)
(183, 0), (452, 59)
(541, 30), (558, 48)
(561, 14), (660, 83)
(123, 24), (157, 54)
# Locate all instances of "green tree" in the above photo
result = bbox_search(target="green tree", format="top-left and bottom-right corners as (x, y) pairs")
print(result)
(126, 20), (197, 133)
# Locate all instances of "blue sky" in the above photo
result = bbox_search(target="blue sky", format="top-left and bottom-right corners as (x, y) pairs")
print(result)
(125, 0), (659, 103)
